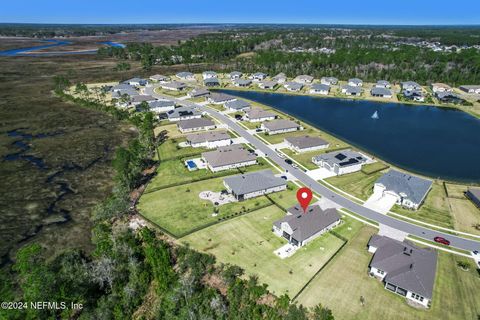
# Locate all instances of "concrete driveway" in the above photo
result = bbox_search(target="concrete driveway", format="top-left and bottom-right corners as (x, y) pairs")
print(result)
(364, 192), (397, 214)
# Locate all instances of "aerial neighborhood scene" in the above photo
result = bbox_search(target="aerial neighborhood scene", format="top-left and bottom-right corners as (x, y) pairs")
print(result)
(1, 1), (480, 319)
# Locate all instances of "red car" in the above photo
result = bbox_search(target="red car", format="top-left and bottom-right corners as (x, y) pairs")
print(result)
(434, 237), (450, 246)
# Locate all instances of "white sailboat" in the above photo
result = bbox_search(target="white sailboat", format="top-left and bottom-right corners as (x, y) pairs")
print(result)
(371, 110), (379, 119)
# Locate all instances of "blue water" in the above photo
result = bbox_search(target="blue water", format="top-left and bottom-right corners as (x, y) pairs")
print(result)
(0, 40), (125, 56)
(218, 89), (480, 182)
(187, 160), (197, 169)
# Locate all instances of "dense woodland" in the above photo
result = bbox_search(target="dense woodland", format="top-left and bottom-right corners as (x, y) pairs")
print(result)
(0, 77), (334, 320)
(97, 28), (480, 85)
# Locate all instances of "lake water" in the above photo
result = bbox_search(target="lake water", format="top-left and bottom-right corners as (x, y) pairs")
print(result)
(218, 89), (480, 182)
(0, 40), (125, 56)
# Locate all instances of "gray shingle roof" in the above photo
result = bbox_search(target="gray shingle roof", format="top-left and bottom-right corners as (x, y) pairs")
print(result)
(229, 71), (243, 77)
(189, 88), (210, 97)
(112, 88), (138, 98)
(310, 83), (330, 91)
(130, 95), (156, 103)
(321, 77), (338, 84)
(263, 119), (300, 131)
(368, 235), (437, 299)
(187, 130), (230, 144)
(123, 77), (146, 85)
(208, 93), (236, 103)
(349, 78), (363, 85)
(223, 169), (286, 195)
(234, 79), (252, 86)
(245, 108), (276, 120)
(294, 75), (314, 82)
(204, 78), (220, 85)
(285, 82), (303, 90)
(401, 81), (422, 90)
(150, 74), (169, 81)
(285, 135), (329, 149)
(376, 169), (432, 205)
(272, 73), (286, 81)
(342, 85), (362, 94)
(176, 71), (194, 78)
(202, 144), (256, 168)
(203, 71), (217, 76)
(177, 118), (215, 130)
(167, 106), (202, 119)
(161, 81), (187, 90)
(259, 81), (277, 88)
(224, 99), (251, 110)
(274, 205), (340, 243)
(376, 80), (390, 86)
(148, 100), (175, 109)
(371, 87), (392, 96)
(312, 149), (366, 168)
(112, 83), (135, 91)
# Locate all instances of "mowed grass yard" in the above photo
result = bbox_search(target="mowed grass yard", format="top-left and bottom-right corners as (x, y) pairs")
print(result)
(181, 205), (345, 297)
(157, 137), (207, 161)
(325, 170), (384, 200)
(138, 175), (275, 237)
(257, 127), (348, 149)
(296, 226), (480, 320)
(445, 183), (480, 235)
(145, 157), (273, 192)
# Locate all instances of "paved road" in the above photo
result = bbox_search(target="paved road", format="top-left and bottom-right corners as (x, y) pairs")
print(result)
(146, 86), (480, 252)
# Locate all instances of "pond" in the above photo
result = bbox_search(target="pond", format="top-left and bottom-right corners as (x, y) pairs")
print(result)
(218, 89), (480, 183)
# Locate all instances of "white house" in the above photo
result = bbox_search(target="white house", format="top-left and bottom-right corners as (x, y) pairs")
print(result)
(372, 169), (432, 210)
(258, 81), (277, 90)
(148, 100), (175, 113)
(202, 71), (217, 80)
(207, 93), (236, 105)
(273, 205), (341, 247)
(367, 235), (437, 308)
(401, 81), (422, 92)
(321, 77), (338, 85)
(459, 85), (480, 94)
(167, 106), (203, 122)
(123, 77), (147, 87)
(223, 169), (287, 200)
(149, 74), (169, 82)
(342, 85), (362, 96)
(159, 81), (187, 91)
(375, 80), (391, 88)
(186, 131), (231, 149)
(272, 73), (287, 83)
(261, 119), (303, 135)
(348, 78), (363, 87)
(233, 79), (252, 87)
(245, 108), (277, 122)
(229, 71), (243, 80)
(224, 99), (251, 112)
(188, 88), (210, 98)
(177, 118), (216, 133)
(284, 136), (329, 153)
(176, 72), (195, 81)
(371, 87), (393, 98)
(284, 82), (303, 92)
(312, 149), (367, 175)
(294, 75), (314, 84)
(251, 72), (268, 81)
(431, 83), (453, 93)
(309, 83), (330, 95)
(202, 144), (257, 172)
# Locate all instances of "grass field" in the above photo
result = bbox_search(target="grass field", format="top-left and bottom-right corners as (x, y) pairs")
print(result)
(145, 157), (273, 192)
(138, 175), (273, 236)
(296, 226), (480, 320)
(154, 87), (185, 97)
(267, 183), (298, 209)
(326, 171), (384, 200)
(182, 205), (345, 296)
(157, 137), (207, 160)
(361, 161), (390, 174)
(392, 182), (454, 229)
(154, 123), (185, 139)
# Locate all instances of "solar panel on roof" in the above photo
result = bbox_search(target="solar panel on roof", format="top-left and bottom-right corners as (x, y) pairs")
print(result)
(335, 153), (347, 160)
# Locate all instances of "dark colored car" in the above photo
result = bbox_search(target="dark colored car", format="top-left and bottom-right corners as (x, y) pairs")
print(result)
(434, 237), (450, 246)
(234, 114), (243, 120)
(285, 159), (293, 165)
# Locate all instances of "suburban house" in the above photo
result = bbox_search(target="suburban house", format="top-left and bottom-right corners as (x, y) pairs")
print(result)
(202, 144), (257, 172)
(261, 119), (303, 135)
(147, 100), (175, 113)
(376, 80), (391, 88)
(176, 72), (195, 81)
(202, 71), (217, 79)
(167, 106), (203, 122)
(123, 77), (147, 87)
(312, 149), (367, 175)
(294, 75), (314, 84)
(342, 85), (362, 96)
(284, 135), (329, 153)
(348, 78), (363, 87)
(111, 85), (138, 98)
(459, 85), (480, 94)
(431, 83), (453, 93)
(233, 79), (252, 87)
(321, 77), (338, 85)
(401, 81), (422, 91)
(186, 130), (231, 149)
(149, 74), (169, 82)
(224, 99), (251, 111)
(244, 108), (277, 122)
(436, 91), (464, 104)
(373, 169), (432, 210)
(403, 89), (425, 102)
(284, 82), (303, 92)
(177, 118), (216, 133)
(258, 81), (277, 90)
(272, 73), (287, 83)
(229, 71), (243, 80)
(367, 235), (437, 308)
(188, 88), (210, 98)
(129, 94), (156, 106)
(207, 93), (236, 105)
(273, 205), (341, 247)
(466, 188), (480, 208)
(204, 78), (220, 87)
(371, 87), (393, 98)
(223, 169), (287, 200)
(252, 72), (268, 81)
(309, 83), (330, 95)
(159, 81), (187, 91)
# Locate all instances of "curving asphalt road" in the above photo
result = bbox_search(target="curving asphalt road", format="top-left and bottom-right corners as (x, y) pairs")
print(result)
(146, 86), (480, 252)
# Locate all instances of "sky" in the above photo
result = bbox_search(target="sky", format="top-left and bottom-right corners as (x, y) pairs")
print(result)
(1, 0), (479, 25)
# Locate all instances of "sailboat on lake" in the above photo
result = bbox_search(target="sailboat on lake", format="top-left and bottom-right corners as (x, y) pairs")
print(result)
(371, 110), (379, 119)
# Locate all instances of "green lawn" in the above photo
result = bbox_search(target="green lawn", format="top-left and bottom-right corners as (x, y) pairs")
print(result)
(296, 226), (480, 320)
(154, 87), (185, 97)
(138, 176), (273, 237)
(182, 205), (345, 296)
(391, 182), (454, 229)
(157, 138), (207, 161)
(267, 182), (299, 210)
(325, 171), (384, 200)
(361, 161), (390, 174)
(145, 157), (273, 192)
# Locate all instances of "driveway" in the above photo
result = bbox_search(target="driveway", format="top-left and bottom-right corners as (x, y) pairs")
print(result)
(364, 192), (397, 214)
(306, 168), (337, 180)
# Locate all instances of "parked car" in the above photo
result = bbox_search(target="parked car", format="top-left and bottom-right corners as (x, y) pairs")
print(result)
(285, 159), (293, 165)
(280, 175), (288, 180)
(277, 152), (285, 158)
(292, 163), (298, 169)
(434, 236), (450, 246)
(234, 114), (243, 120)
(255, 128), (263, 132)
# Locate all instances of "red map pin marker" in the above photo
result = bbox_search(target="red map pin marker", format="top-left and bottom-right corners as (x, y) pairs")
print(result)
(296, 187), (313, 213)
